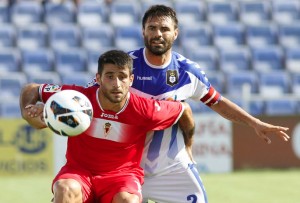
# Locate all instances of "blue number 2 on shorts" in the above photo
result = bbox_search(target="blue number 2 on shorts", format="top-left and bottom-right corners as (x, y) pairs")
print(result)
(187, 194), (197, 203)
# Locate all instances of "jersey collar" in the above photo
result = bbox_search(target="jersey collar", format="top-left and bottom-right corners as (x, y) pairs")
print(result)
(143, 48), (171, 69)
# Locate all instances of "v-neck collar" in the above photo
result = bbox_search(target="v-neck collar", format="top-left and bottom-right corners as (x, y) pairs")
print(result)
(96, 88), (130, 114)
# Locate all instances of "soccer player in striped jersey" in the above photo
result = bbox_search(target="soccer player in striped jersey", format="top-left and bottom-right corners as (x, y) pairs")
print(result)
(88, 5), (289, 203)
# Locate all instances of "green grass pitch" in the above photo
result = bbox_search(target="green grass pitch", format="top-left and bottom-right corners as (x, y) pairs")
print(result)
(0, 169), (299, 203)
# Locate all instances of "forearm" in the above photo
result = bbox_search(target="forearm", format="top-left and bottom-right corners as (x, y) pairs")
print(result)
(20, 83), (46, 129)
(211, 97), (290, 144)
(210, 96), (260, 128)
(20, 83), (40, 112)
(178, 102), (195, 162)
(179, 102), (195, 144)
(181, 123), (195, 162)
(180, 121), (195, 149)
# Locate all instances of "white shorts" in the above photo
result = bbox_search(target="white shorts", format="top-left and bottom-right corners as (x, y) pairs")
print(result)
(142, 163), (208, 203)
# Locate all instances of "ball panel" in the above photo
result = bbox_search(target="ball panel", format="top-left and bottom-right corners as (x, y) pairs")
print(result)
(59, 114), (80, 128)
(50, 100), (73, 115)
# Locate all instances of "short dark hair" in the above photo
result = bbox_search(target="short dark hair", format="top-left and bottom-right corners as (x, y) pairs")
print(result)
(142, 4), (178, 29)
(98, 50), (133, 75)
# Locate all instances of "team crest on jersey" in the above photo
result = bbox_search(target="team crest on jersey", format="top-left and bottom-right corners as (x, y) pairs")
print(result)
(103, 122), (112, 137)
(166, 70), (178, 87)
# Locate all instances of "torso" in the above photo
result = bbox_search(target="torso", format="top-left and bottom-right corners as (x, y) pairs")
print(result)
(40, 84), (183, 175)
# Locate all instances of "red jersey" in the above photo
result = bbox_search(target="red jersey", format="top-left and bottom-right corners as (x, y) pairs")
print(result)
(39, 84), (184, 175)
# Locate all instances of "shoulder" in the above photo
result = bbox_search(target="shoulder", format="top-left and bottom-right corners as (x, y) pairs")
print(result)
(172, 51), (207, 79)
(83, 85), (98, 95)
(129, 93), (156, 114)
(128, 48), (143, 60)
(129, 92), (153, 106)
(85, 78), (98, 88)
(66, 85), (98, 100)
(122, 93), (154, 124)
(173, 51), (200, 70)
(129, 93), (181, 114)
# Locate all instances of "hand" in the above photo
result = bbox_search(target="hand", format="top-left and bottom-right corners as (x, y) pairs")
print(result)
(24, 103), (47, 129)
(186, 146), (196, 164)
(254, 120), (290, 144)
(25, 102), (44, 118)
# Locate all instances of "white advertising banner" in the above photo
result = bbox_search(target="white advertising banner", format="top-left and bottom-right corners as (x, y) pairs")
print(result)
(53, 135), (67, 174)
(192, 113), (233, 173)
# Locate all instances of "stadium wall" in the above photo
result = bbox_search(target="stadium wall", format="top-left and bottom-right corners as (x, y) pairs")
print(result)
(233, 115), (300, 170)
(0, 119), (53, 176)
(0, 115), (299, 177)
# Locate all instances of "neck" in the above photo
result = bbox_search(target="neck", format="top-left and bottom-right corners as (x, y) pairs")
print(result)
(145, 48), (172, 66)
(98, 91), (128, 113)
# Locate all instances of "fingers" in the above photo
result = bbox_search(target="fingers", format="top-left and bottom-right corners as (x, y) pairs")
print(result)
(25, 104), (43, 118)
(256, 121), (290, 144)
(279, 131), (290, 142)
(275, 126), (289, 132)
(25, 104), (34, 109)
(265, 124), (289, 132)
(259, 130), (290, 145)
(272, 126), (290, 142)
(261, 134), (272, 144)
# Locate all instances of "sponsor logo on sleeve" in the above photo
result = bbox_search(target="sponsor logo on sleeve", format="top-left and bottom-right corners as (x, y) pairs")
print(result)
(44, 85), (62, 92)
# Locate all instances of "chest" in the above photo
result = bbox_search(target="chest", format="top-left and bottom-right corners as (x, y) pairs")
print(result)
(85, 115), (147, 143)
(132, 66), (193, 100)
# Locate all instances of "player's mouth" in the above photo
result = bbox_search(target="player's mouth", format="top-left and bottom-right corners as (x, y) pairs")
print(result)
(151, 39), (164, 46)
(111, 91), (122, 96)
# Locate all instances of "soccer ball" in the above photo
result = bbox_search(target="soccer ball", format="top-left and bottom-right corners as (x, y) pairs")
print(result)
(43, 90), (93, 136)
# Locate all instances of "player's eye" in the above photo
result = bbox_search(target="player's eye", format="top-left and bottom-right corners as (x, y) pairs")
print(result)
(148, 26), (155, 31)
(118, 75), (126, 80)
(161, 27), (170, 32)
(106, 74), (114, 80)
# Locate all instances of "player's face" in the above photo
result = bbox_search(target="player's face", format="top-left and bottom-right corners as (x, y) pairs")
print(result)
(143, 16), (178, 55)
(97, 64), (133, 104)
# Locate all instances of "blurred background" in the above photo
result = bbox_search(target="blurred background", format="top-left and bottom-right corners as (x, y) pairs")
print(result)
(0, 0), (299, 202)
(0, 0), (300, 117)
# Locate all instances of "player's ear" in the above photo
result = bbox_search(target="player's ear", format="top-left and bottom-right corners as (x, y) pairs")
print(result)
(174, 28), (179, 41)
(129, 74), (134, 86)
(96, 73), (101, 84)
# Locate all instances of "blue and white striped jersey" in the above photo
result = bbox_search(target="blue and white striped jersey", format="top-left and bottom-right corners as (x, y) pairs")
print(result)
(130, 48), (221, 176)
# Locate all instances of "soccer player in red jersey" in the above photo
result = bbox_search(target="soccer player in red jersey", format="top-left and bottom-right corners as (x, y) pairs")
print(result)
(20, 50), (194, 203)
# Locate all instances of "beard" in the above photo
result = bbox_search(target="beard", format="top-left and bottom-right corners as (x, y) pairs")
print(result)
(102, 89), (126, 104)
(144, 37), (173, 56)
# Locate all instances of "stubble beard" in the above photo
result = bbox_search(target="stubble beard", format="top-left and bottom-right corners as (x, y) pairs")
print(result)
(103, 90), (125, 104)
(144, 38), (173, 56)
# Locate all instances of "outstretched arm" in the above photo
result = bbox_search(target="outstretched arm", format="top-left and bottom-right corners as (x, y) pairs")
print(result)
(211, 96), (290, 144)
(178, 102), (195, 162)
(20, 83), (46, 129)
